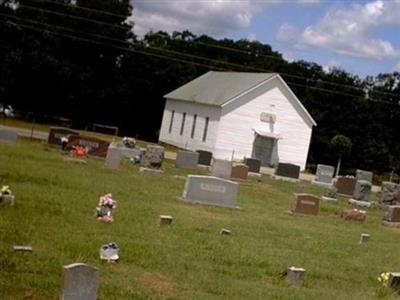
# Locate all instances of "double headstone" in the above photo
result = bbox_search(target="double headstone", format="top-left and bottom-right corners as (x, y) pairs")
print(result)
(196, 150), (212, 166)
(244, 158), (261, 173)
(0, 129), (17, 143)
(292, 194), (320, 216)
(211, 159), (232, 180)
(60, 263), (99, 300)
(349, 180), (372, 208)
(182, 175), (238, 209)
(274, 163), (300, 181)
(67, 135), (109, 157)
(175, 150), (199, 170)
(313, 164), (334, 185)
(231, 164), (249, 180)
(335, 176), (357, 197)
(379, 182), (400, 206)
(48, 127), (79, 146)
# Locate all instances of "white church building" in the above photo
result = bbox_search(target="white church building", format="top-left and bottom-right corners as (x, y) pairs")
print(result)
(158, 71), (316, 170)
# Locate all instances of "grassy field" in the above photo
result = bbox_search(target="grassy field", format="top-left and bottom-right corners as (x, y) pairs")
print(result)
(0, 140), (399, 299)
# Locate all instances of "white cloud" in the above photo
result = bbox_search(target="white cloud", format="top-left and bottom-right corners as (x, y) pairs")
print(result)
(282, 52), (296, 62)
(323, 59), (341, 73)
(300, 0), (400, 60)
(247, 33), (257, 42)
(276, 24), (299, 42)
(394, 62), (400, 72)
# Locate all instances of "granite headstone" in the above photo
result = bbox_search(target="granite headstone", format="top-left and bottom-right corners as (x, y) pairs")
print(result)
(196, 150), (212, 166)
(231, 164), (249, 180)
(293, 194), (320, 216)
(356, 169), (373, 183)
(140, 144), (164, 169)
(335, 176), (357, 197)
(314, 164), (335, 184)
(244, 158), (261, 173)
(175, 150), (199, 170)
(211, 159), (232, 180)
(60, 263), (99, 300)
(275, 163), (300, 180)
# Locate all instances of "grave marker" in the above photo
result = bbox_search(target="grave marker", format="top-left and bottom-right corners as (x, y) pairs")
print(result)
(211, 159), (232, 180)
(244, 158), (261, 173)
(196, 150), (212, 166)
(60, 263), (99, 300)
(48, 127), (79, 146)
(335, 176), (357, 197)
(292, 194), (320, 216)
(67, 135), (109, 158)
(175, 151), (199, 170)
(312, 164), (334, 186)
(231, 164), (249, 180)
(356, 169), (373, 183)
(273, 163), (300, 181)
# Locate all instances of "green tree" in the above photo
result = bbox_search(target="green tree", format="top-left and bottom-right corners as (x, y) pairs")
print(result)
(330, 134), (352, 177)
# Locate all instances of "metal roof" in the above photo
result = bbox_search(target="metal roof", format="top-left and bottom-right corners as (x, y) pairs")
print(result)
(164, 71), (277, 106)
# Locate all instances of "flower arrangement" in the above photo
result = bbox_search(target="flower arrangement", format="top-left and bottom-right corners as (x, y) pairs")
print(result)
(1, 185), (12, 196)
(96, 193), (117, 223)
(0, 185), (15, 205)
(98, 193), (117, 209)
(378, 272), (390, 287)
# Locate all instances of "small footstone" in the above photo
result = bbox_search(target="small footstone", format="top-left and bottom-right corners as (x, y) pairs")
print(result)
(359, 233), (370, 244)
(388, 272), (400, 293)
(159, 215), (173, 225)
(139, 167), (164, 176)
(219, 228), (231, 235)
(13, 245), (33, 252)
(285, 266), (305, 285)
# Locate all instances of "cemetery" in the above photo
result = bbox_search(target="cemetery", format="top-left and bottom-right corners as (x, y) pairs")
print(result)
(2, 137), (400, 299)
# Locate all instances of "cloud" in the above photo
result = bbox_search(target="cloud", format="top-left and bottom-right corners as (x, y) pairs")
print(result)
(394, 62), (400, 72)
(131, 1), (268, 37)
(323, 59), (341, 73)
(300, 0), (400, 60)
(247, 33), (257, 42)
(276, 24), (299, 42)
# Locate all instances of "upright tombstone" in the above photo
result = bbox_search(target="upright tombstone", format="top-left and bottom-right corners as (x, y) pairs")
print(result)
(140, 144), (164, 168)
(273, 163), (300, 182)
(312, 164), (334, 186)
(244, 158), (261, 173)
(321, 185), (338, 203)
(104, 144), (122, 170)
(231, 164), (249, 180)
(67, 135), (109, 158)
(379, 182), (400, 207)
(196, 150), (212, 166)
(48, 127), (79, 146)
(292, 194), (320, 216)
(349, 180), (372, 208)
(356, 169), (373, 183)
(211, 159), (232, 180)
(60, 263), (99, 300)
(175, 150), (199, 170)
(388, 273), (400, 293)
(335, 176), (357, 197)
(383, 206), (400, 228)
(0, 129), (17, 143)
(294, 184), (305, 194)
(182, 175), (238, 209)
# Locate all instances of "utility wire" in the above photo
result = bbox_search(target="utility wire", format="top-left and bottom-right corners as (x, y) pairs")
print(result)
(0, 15), (398, 106)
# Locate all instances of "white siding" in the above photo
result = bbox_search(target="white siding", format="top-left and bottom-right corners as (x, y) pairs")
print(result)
(159, 99), (221, 151)
(214, 78), (313, 170)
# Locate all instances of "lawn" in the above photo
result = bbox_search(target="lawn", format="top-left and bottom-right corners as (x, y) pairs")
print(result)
(0, 140), (399, 299)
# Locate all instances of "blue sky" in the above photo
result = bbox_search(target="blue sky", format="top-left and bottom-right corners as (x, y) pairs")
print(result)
(131, 0), (400, 78)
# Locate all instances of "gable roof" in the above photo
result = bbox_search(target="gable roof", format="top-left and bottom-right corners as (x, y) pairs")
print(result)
(164, 71), (276, 106)
(164, 71), (316, 126)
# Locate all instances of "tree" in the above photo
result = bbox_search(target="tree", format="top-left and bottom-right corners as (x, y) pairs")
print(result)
(330, 134), (352, 177)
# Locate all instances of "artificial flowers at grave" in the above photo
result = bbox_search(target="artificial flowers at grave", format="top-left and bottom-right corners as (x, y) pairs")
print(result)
(96, 193), (117, 223)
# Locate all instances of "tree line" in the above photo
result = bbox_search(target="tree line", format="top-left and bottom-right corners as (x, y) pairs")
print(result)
(0, 0), (399, 176)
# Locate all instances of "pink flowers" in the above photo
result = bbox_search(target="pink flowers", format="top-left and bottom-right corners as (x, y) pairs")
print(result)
(98, 193), (117, 209)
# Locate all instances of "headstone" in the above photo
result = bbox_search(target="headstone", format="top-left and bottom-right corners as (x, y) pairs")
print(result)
(321, 186), (338, 203)
(139, 167), (163, 176)
(340, 208), (366, 222)
(105, 145), (122, 170)
(388, 273), (400, 293)
(244, 158), (261, 173)
(294, 184), (305, 194)
(175, 150), (199, 170)
(335, 176), (357, 197)
(231, 164), (249, 180)
(0, 194), (15, 205)
(292, 194), (320, 216)
(285, 266), (305, 285)
(140, 144), (164, 169)
(359, 233), (370, 244)
(313, 164), (334, 185)
(211, 159), (232, 180)
(356, 169), (373, 183)
(48, 127), (79, 146)
(352, 180), (371, 202)
(274, 163), (300, 181)
(60, 263), (99, 300)
(159, 215), (173, 225)
(182, 175), (238, 209)
(196, 150), (212, 166)
(379, 182), (400, 206)
(0, 129), (17, 143)
(383, 206), (400, 227)
(67, 135), (109, 158)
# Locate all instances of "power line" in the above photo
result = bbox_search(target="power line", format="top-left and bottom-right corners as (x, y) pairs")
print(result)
(0, 16), (398, 106)
(13, 1), (400, 100)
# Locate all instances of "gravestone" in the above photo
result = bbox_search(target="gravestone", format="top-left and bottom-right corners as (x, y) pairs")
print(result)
(292, 194), (320, 216)
(67, 135), (109, 158)
(356, 169), (373, 183)
(388, 273), (400, 293)
(244, 158), (261, 173)
(231, 164), (249, 180)
(321, 185), (338, 203)
(335, 176), (357, 197)
(383, 206), (400, 225)
(379, 182), (400, 206)
(196, 150), (212, 166)
(341, 208), (366, 222)
(274, 163), (300, 181)
(352, 180), (371, 202)
(313, 164), (334, 185)
(211, 159), (232, 180)
(159, 215), (173, 225)
(60, 263), (99, 300)
(140, 144), (164, 169)
(105, 145), (122, 170)
(48, 127), (79, 146)
(175, 150), (199, 170)
(0, 129), (17, 143)
(286, 266), (305, 285)
(182, 175), (238, 209)
(359, 233), (370, 244)
(294, 184), (305, 194)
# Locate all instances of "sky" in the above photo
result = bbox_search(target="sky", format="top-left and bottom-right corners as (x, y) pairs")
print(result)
(130, 0), (400, 78)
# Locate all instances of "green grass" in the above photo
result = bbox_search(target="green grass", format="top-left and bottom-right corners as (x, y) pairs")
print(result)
(0, 140), (399, 299)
